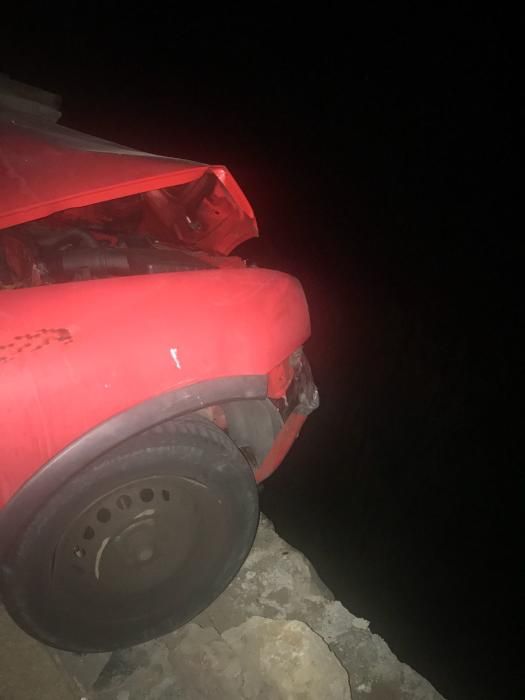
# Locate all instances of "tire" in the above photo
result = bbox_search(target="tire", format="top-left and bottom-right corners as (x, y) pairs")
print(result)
(1, 416), (259, 652)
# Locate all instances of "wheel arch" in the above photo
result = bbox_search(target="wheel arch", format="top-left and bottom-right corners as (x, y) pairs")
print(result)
(0, 375), (267, 562)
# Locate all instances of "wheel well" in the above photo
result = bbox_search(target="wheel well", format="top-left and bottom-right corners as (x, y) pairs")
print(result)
(194, 398), (283, 467)
(0, 375), (268, 562)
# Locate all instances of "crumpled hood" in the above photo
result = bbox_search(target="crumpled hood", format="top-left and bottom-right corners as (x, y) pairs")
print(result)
(0, 110), (258, 255)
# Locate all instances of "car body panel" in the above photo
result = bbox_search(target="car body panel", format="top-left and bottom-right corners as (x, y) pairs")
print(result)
(0, 267), (310, 506)
(0, 375), (269, 561)
(0, 111), (257, 254)
(0, 82), (318, 543)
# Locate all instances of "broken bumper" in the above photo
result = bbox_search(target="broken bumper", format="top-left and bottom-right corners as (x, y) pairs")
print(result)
(255, 352), (319, 483)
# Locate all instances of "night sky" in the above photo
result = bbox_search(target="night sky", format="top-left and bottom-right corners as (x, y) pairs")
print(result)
(3, 9), (518, 699)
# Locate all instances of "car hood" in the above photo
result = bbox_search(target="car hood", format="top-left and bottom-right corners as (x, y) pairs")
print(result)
(0, 110), (258, 255)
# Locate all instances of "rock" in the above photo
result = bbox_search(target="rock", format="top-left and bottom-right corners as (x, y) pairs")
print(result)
(314, 600), (370, 644)
(331, 627), (404, 699)
(45, 514), (444, 700)
(54, 648), (111, 692)
(204, 516), (336, 633)
(169, 624), (243, 699)
(0, 606), (78, 700)
(222, 616), (352, 700)
(168, 617), (352, 699)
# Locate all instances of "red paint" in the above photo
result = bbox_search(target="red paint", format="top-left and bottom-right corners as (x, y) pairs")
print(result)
(0, 113), (257, 254)
(267, 357), (295, 398)
(0, 269), (310, 505)
(0, 100), (317, 509)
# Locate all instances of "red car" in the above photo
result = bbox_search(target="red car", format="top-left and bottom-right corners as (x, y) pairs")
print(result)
(0, 77), (318, 652)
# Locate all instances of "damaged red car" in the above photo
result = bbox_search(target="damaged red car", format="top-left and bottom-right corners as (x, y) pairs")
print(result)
(0, 77), (318, 652)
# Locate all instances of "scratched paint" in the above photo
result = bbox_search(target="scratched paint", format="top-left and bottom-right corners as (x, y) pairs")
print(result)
(0, 327), (73, 364)
(169, 347), (182, 369)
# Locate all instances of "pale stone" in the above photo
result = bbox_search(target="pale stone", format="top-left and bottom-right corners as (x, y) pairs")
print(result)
(169, 623), (243, 699)
(223, 616), (352, 700)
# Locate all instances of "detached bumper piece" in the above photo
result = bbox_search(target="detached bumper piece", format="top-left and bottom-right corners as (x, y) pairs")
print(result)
(256, 352), (319, 483)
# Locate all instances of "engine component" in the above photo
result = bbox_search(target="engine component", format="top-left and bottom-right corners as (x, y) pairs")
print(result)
(55, 247), (214, 278)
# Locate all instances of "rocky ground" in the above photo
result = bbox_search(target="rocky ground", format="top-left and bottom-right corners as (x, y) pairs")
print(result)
(0, 516), (445, 699)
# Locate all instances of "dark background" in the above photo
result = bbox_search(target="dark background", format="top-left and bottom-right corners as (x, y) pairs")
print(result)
(3, 9), (519, 699)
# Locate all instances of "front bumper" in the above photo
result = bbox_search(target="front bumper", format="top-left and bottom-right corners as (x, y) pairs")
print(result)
(284, 351), (320, 416)
(255, 352), (319, 483)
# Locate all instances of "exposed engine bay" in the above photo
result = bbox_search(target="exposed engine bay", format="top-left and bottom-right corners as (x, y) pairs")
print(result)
(0, 173), (246, 289)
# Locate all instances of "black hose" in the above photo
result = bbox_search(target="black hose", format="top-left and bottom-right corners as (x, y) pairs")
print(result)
(57, 247), (214, 277)
(59, 248), (130, 275)
(36, 228), (98, 248)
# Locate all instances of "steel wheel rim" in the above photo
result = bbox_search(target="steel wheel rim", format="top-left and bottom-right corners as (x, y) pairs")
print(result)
(50, 474), (224, 619)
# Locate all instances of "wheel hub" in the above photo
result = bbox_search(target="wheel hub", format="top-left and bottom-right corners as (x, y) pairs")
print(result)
(114, 518), (156, 561)
(53, 475), (205, 598)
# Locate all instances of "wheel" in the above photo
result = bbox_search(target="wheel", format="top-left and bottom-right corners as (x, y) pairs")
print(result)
(1, 416), (259, 652)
